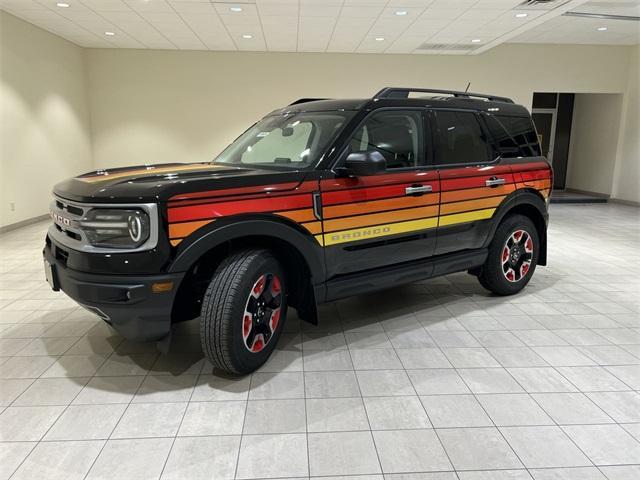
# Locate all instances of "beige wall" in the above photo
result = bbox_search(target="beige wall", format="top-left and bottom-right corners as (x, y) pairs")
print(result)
(612, 46), (639, 204)
(0, 11), (92, 228)
(85, 44), (634, 171)
(566, 94), (624, 196)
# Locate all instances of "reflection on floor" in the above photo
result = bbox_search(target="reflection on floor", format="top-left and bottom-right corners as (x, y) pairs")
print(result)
(0, 203), (639, 480)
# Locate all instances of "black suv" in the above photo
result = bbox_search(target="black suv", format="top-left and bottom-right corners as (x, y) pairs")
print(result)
(44, 87), (551, 374)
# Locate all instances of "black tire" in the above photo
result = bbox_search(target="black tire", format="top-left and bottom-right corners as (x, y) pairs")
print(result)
(200, 249), (286, 375)
(478, 214), (539, 296)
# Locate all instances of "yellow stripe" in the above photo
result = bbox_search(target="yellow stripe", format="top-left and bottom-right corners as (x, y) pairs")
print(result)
(438, 208), (495, 227)
(319, 217), (438, 246)
(79, 164), (220, 183)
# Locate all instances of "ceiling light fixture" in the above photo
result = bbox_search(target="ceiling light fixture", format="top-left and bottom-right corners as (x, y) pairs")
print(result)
(515, 13), (528, 18)
(105, 31), (115, 36)
(230, 6), (243, 12)
(395, 10), (408, 16)
(597, 26), (608, 31)
(242, 34), (253, 39)
(56, 2), (70, 7)
(375, 37), (385, 41)
(471, 38), (482, 43)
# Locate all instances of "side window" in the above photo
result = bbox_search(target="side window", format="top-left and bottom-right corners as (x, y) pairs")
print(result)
(496, 115), (542, 157)
(241, 121), (313, 164)
(349, 110), (424, 169)
(482, 114), (521, 158)
(433, 110), (491, 165)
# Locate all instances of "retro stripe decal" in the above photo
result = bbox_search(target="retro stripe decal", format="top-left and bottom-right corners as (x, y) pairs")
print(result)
(166, 165), (552, 247)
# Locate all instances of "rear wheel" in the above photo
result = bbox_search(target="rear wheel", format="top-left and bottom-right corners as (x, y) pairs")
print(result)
(200, 249), (286, 374)
(478, 214), (539, 296)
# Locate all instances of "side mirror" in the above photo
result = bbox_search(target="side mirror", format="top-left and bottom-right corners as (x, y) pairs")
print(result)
(343, 151), (386, 176)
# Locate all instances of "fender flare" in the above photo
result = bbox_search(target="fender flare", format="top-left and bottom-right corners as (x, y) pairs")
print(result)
(483, 189), (549, 264)
(167, 215), (326, 281)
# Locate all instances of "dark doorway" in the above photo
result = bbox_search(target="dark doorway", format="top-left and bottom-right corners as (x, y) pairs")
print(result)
(532, 92), (575, 190)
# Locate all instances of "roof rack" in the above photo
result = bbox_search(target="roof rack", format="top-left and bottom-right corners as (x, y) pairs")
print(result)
(374, 87), (514, 104)
(288, 98), (328, 106)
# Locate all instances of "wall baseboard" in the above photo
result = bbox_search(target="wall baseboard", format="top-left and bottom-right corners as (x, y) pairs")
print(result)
(564, 188), (610, 198)
(610, 198), (640, 207)
(0, 214), (49, 235)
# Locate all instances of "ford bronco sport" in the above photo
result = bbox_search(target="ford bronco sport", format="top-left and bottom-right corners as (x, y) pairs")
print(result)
(44, 87), (551, 374)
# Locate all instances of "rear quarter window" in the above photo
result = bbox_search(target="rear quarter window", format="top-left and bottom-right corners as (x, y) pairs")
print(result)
(483, 114), (542, 158)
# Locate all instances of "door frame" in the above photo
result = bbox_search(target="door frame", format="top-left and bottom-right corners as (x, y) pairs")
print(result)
(532, 107), (558, 165)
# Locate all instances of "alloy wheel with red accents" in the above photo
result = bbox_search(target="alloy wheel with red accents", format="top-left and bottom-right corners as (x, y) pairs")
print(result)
(200, 249), (287, 375)
(501, 229), (534, 283)
(242, 273), (283, 353)
(477, 214), (539, 296)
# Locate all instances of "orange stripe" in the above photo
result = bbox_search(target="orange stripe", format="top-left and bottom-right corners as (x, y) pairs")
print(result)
(299, 221), (322, 235)
(323, 205), (439, 233)
(169, 219), (213, 239)
(170, 239), (182, 247)
(441, 184), (516, 203)
(440, 196), (505, 215)
(276, 209), (316, 223)
(324, 192), (438, 219)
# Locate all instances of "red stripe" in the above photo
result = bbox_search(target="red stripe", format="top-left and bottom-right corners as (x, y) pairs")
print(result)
(169, 181), (312, 202)
(518, 169), (551, 182)
(168, 194), (312, 223)
(442, 173), (515, 191)
(511, 161), (550, 172)
(320, 171), (438, 192)
(439, 165), (513, 180)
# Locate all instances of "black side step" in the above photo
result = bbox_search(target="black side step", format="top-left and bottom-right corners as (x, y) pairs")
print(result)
(324, 249), (487, 302)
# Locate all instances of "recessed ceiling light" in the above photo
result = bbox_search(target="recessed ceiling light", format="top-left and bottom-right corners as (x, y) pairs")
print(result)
(242, 34), (253, 39)
(56, 2), (70, 7)
(105, 31), (115, 36)
(597, 26), (608, 31)
(375, 37), (385, 41)
(395, 10), (408, 16)
(229, 6), (243, 12)
(471, 38), (482, 43)
(515, 13), (528, 18)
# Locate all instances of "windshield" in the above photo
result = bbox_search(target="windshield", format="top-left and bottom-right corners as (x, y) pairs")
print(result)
(213, 111), (354, 169)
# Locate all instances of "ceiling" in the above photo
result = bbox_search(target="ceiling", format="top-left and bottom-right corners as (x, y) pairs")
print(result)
(1, 0), (638, 54)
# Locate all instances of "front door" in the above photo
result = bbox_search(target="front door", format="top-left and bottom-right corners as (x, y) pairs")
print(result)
(318, 109), (440, 278)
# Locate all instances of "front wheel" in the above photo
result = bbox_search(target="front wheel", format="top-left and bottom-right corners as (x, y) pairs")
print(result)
(478, 214), (539, 296)
(200, 249), (286, 374)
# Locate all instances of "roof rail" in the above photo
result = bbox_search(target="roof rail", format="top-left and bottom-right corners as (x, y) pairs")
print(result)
(288, 98), (328, 106)
(374, 87), (514, 104)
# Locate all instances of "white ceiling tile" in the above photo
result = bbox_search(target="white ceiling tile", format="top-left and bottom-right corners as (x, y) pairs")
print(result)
(170, 2), (216, 14)
(80, 1), (131, 12)
(340, 6), (384, 18)
(219, 14), (262, 26)
(124, 0), (173, 13)
(300, 4), (341, 17)
(257, 3), (298, 16)
(0, 0), (45, 11)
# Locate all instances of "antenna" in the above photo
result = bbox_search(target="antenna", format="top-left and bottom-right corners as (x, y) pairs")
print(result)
(464, 82), (471, 93)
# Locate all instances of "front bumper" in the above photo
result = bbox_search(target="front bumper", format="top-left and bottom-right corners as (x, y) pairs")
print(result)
(43, 240), (185, 342)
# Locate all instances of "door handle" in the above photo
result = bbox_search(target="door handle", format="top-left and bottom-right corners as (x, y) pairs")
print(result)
(405, 185), (432, 196)
(486, 177), (506, 187)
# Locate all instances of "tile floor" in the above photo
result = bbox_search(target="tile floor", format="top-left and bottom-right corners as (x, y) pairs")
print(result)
(0, 203), (639, 480)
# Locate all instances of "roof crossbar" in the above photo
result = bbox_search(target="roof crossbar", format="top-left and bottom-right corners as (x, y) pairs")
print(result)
(374, 87), (514, 104)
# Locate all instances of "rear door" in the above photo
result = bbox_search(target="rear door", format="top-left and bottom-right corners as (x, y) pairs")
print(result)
(431, 109), (516, 256)
(319, 109), (440, 278)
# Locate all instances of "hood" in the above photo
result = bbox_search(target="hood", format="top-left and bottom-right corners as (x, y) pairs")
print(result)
(53, 162), (308, 203)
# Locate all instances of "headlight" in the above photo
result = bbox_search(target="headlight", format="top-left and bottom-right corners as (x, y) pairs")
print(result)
(79, 209), (150, 248)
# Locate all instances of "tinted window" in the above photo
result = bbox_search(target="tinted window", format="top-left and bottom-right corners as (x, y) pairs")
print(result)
(433, 111), (491, 165)
(492, 115), (541, 157)
(349, 110), (423, 169)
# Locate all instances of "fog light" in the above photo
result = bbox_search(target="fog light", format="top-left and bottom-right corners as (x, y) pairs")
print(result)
(152, 281), (174, 293)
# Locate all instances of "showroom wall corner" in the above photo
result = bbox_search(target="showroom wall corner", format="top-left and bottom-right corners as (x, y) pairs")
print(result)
(611, 45), (640, 205)
(0, 11), (93, 230)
